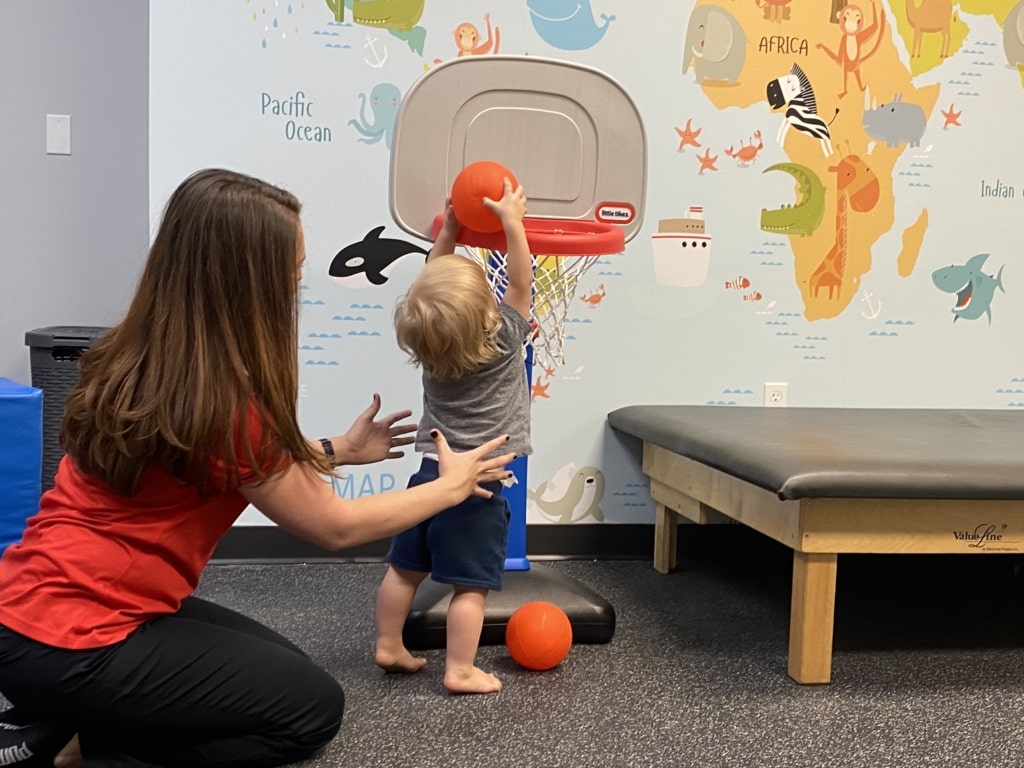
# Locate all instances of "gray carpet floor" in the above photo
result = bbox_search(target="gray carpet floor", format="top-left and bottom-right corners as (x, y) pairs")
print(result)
(194, 534), (1024, 768)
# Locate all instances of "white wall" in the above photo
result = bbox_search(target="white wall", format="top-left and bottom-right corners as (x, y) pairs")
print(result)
(0, 0), (149, 385)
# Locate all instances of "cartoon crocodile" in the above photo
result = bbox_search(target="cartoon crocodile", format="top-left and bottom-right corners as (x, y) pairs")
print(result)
(931, 252), (1005, 324)
(759, 162), (826, 237)
(325, 0), (426, 53)
(325, 0), (423, 29)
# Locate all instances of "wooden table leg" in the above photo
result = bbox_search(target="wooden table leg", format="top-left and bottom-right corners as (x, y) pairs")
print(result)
(788, 550), (837, 684)
(653, 502), (678, 574)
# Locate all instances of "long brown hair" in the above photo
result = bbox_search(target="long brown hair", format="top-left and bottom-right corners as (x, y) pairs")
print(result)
(62, 168), (331, 496)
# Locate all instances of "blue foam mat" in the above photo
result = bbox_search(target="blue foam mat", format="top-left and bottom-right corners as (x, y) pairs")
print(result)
(0, 378), (43, 554)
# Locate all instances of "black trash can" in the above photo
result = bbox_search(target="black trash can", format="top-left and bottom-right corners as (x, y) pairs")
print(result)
(25, 326), (109, 491)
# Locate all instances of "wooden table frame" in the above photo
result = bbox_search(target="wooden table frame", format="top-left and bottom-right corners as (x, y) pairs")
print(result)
(643, 442), (1024, 684)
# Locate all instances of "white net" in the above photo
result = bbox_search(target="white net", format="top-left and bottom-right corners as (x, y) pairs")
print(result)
(464, 247), (602, 371)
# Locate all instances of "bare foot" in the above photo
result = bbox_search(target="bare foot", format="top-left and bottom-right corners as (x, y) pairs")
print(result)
(54, 734), (82, 768)
(444, 666), (502, 694)
(375, 647), (427, 674)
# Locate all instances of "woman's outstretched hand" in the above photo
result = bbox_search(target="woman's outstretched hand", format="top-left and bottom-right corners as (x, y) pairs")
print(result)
(432, 430), (514, 499)
(336, 393), (417, 465)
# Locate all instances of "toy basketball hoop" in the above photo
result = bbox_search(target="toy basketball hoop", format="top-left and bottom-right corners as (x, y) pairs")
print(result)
(389, 55), (646, 651)
(431, 215), (625, 370)
(391, 54), (644, 367)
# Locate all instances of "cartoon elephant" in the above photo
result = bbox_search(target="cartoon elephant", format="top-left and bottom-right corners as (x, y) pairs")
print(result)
(682, 4), (747, 84)
(1004, 0), (1024, 68)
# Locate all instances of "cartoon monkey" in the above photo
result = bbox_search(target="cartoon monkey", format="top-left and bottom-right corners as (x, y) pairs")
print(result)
(454, 13), (500, 56)
(816, 1), (886, 98)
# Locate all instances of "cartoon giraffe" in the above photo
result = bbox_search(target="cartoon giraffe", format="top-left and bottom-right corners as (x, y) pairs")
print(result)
(809, 192), (849, 299)
(809, 149), (879, 299)
(830, 149), (879, 213)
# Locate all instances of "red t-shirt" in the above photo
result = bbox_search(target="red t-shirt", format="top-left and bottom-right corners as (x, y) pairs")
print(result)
(0, 410), (284, 650)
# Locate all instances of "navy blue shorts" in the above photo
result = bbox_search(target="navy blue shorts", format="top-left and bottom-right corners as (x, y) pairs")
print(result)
(386, 458), (510, 591)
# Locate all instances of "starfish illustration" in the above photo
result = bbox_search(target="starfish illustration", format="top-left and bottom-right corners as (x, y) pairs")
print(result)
(697, 148), (719, 175)
(543, 365), (556, 378)
(531, 376), (551, 400)
(674, 118), (702, 151)
(941, 103), (961, 130)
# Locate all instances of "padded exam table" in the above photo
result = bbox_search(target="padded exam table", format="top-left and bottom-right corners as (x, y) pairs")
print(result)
(607, 406), (1024, 684)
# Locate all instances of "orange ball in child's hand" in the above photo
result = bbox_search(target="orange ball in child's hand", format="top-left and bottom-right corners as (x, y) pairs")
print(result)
(450, 161), (518, 234)
(505, 601), (572, 671)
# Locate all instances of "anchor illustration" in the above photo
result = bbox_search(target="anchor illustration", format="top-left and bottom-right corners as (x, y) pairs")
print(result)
(860, 290), (881, 319)
(364, 34), (387, 68)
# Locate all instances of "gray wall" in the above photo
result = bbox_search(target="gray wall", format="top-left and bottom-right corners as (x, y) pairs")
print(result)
(0, 0), (149, 385)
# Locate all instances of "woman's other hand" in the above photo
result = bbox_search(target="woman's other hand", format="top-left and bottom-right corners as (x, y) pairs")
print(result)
(432, 430), (514, 499)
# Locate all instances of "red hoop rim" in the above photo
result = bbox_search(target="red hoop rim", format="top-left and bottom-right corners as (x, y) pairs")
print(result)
(431, 215), (624, 256)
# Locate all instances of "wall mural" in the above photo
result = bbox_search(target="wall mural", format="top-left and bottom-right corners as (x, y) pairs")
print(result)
(151, 0), (1024, 527)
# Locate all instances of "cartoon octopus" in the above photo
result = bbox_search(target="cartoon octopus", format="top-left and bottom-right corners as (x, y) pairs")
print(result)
(348, 82), (402, 150)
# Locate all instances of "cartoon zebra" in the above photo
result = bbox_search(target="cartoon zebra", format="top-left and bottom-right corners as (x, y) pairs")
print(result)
(766, 63), (837, 158)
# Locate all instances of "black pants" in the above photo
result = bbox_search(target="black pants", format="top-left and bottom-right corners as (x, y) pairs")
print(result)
(0, 597), (344, 767)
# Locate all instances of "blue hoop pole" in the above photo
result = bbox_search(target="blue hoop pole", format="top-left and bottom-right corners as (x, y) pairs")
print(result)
(483, 247), (533, 572)
(503, 343), (532, 571)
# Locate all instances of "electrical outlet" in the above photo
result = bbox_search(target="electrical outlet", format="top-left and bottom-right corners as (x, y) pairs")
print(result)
(763, 382), (788, 407)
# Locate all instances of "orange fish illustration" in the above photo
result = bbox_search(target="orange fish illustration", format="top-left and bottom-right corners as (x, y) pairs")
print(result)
(724, 276), (751, 290)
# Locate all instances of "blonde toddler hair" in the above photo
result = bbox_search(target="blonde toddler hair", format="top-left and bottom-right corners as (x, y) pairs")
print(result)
(394, 254), (502, 380)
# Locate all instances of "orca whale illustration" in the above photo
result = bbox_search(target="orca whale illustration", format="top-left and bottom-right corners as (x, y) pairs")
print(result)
(329, 225), (428, 286)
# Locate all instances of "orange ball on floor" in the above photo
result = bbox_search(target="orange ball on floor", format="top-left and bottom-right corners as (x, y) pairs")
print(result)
(450, 161), (518, 234)
(505, 601), (573, 671)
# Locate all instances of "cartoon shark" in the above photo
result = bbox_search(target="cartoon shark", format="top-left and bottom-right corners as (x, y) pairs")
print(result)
(528, 466), (605, 523)
(329, 226), (428, 286)
(931, 253), (1005, 324)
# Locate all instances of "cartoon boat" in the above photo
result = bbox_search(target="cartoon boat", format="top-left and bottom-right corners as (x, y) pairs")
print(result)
(650, 205), (711, 287)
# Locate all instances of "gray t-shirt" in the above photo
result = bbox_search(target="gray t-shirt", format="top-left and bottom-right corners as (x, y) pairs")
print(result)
(414, 303), (533, 458)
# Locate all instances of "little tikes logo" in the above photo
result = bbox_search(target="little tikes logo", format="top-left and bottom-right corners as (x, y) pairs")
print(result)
(596, 202), (635, 225)
(953, 523), (1007, 548)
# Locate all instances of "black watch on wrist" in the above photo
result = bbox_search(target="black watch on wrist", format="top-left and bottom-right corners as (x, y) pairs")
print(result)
(319, 437), (336, 466)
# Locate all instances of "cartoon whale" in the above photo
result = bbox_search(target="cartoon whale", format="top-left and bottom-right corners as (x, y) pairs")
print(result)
(526, 0), (615, 51)
(528, 466), (605, 523)
(329, 226), (428, 286)
(931, 253), (1005, 324)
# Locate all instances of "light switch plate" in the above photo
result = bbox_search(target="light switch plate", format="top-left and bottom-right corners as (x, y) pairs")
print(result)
(46, 114), (71, 155)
